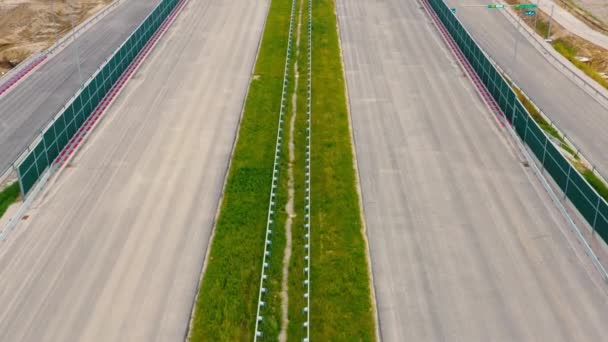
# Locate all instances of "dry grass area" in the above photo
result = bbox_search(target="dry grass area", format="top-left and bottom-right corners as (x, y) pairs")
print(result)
(0, 0), (111, 76)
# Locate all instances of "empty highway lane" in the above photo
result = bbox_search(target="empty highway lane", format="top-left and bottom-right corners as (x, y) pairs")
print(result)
(337, 0), (608, 340)
(0, 0), (268, 340)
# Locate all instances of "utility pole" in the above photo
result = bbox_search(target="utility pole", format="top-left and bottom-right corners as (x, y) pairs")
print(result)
(534, 0), (539, 34)
(546, 4), (554, 39)
(513, 7), (522, 69)
(70, 5), (83, 88)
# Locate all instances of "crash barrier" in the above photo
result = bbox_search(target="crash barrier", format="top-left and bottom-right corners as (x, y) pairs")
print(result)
(16, 0), (179, 195)
(426, 0), (608, 241)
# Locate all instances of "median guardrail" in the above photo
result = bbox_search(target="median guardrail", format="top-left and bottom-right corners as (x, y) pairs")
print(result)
(16, 0), (179, 195)
(426, 0), (608, 243)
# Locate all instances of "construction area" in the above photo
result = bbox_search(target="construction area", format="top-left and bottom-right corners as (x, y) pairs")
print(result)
(0, 0), (111, 75)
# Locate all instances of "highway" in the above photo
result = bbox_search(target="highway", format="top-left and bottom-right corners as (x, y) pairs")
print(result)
(0, 0), (159, 176)
(337, 0), (608, 340)
(448, 0), (608, 175)
(0, 0), (268, 340)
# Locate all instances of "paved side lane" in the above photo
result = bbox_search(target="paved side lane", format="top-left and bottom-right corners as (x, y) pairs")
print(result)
(449, 0), (608, 175)
(337, 0), (608, 340)
(0, 0), (268, 340)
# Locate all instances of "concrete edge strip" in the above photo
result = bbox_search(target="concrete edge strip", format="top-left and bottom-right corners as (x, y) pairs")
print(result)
(419, 0), (608, 282)
(0, 0), (189, 242)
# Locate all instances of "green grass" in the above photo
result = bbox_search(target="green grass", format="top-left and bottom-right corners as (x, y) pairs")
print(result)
(0, 183), (20, 219)
(582, 169), (608, 202)
(306, 0), (376, 340)
(189, 0), (376, 339)
(188, 0), (292, 339)
(286, 0), (311, 339)
(553, 38), (578, 56)
(535, 19), (550, 38)
(512, 87), (561, 140)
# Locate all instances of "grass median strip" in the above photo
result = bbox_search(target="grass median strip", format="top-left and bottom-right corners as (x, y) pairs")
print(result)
(188, 0), (376, 340)
(306, 0), (376, 339)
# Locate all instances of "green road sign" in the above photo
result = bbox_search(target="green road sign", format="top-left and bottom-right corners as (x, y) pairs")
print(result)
(514, 3), (538, 9)
(451, 7), (457, 13)
(488, 4), (505, 8)
(525, 9), (536, 15)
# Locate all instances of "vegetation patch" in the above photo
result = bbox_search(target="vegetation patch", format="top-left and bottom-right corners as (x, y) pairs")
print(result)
(0, 183), (20, 219)
(552, 38), (608, 89)
(581, 169), (608, 201)
(189, 0), (376, 340)
(306, 0), (376, 340)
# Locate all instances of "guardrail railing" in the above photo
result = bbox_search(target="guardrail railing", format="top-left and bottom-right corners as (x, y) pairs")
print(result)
(253, 0), (298, 339)
(302, 0), (312, 339)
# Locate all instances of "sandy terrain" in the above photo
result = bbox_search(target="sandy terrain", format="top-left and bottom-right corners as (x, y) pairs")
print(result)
(0, 0), (111, 75)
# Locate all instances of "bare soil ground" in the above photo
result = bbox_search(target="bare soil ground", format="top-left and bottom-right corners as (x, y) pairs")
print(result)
(0, 0), (111, 76)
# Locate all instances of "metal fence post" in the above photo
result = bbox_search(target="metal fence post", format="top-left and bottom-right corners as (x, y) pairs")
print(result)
(592, 196), (602, 235)
(511, 95), (518, 129)
(563, 164), (572, 200)
(513, 8), (522, 69)
(41, 130), (50, 167)
(546, 4), (554, 39)
(540, 137), (549, 171)
(14, 164), (25, 199)
(523, 110), (531, 145)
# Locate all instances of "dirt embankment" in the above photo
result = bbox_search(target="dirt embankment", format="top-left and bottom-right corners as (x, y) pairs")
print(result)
(0, 0), (112, 76)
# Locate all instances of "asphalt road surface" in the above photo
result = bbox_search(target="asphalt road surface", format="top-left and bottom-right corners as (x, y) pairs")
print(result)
(448, 0), (608, 175)
(0, 0), (160, 176)
(0, 0), (268, 340)
(337, 0), (608, 340)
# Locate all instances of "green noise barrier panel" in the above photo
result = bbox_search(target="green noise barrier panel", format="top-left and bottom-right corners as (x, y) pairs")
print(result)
(427, 0), (608, 241)
(17, 0), (178, 195)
